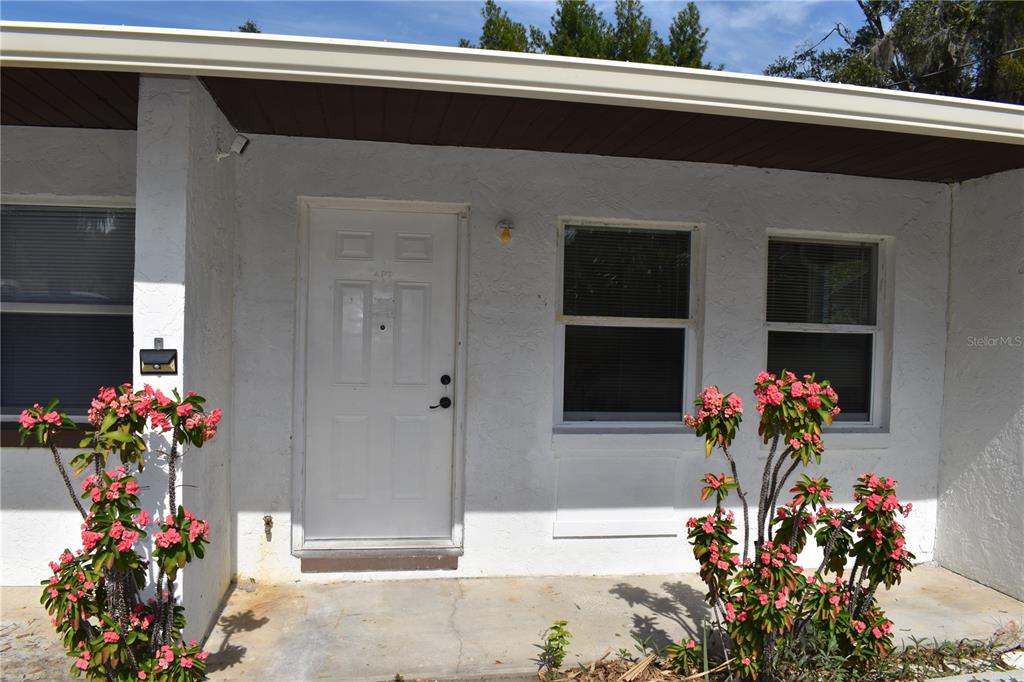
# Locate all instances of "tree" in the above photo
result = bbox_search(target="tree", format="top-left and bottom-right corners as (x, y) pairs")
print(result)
(667, 2), (711, 68)
(611, 0), (663, 63)
(238, 19), (261, 33)
(536, 0), (612, 59)
(459, 0), (531, 52)
(766, 0), (1023, 104)
(462, 0), (717, 69)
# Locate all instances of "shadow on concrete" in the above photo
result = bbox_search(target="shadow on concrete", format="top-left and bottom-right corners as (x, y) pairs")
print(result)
(205, 608), (269, 673)
(609, 580), (711, 653)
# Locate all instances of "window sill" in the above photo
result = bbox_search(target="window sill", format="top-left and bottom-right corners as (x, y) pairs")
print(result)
(757, 429), (891, 453)
(554, 422), (689, 435)
(0, 422), (88, 448)
(552, 425), (703, 455)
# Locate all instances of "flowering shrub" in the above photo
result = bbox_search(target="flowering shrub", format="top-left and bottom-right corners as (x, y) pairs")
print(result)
(20, 384), (221, 681)
(684, 371), (914, 680)
(665, 638), (702, 675)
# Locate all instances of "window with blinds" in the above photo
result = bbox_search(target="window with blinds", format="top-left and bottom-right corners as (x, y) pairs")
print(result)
(560, 224), (692, 422)
(766, 237), (880, 423)
(1, 205), (135, 415)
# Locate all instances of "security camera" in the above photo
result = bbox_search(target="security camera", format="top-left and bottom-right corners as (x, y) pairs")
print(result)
(217, 133), (250, 160)
(230, 134), (250, 155)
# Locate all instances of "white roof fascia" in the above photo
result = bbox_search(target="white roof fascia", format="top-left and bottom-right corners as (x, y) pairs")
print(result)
(1, 21), (1022, 145)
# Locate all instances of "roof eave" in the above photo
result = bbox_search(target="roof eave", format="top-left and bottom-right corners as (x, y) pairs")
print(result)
(1, 20), (1022, 145)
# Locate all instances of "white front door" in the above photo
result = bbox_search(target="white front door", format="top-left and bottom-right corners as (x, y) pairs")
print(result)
(302, 201), (459, 542)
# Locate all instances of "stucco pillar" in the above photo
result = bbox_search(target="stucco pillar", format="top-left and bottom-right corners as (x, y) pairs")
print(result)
(134, 75), (237, 641)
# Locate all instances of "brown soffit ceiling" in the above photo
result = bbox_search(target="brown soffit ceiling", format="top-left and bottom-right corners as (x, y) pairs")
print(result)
(3, 67), (1022, 183)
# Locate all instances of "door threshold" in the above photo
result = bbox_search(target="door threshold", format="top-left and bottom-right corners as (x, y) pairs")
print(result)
(299, 547), (462, 573)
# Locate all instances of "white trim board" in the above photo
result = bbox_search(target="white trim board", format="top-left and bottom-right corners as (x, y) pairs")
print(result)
(1, 21), (1022, 145)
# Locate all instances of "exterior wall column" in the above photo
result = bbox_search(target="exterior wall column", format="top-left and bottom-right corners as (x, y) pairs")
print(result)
(134, 74), (237, 640)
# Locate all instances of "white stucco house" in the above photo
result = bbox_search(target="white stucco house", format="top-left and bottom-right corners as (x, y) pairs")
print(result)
(1, 21), (1022, 640)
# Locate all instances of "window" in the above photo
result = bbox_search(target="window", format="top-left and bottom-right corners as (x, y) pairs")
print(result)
(1, 203), (135, 418)
(766, 237), (882, 424)
(557, 221), (696, 423)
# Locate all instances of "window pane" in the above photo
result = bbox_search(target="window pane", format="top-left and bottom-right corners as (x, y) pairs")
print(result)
(767, 239), (877, 325)
(564, 325), (683, 421)
(1, 313), (133, 413)
(1, 205), (135, 305)
(767, 331), (872, 421)
(563, 226), (690, 319)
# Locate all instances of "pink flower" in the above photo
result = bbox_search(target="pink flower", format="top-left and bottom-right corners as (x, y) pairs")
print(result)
(758, 593), (769, 606)
(774, 590), (789, 609)
(181, 658), (194, 669)
(155, 390), (172, 408)
(154, 527), (182, 548)
(103, 631), (120, 643)
(90, 487), (102, 503)
(763, 384), (783, 406)
(685, 639), (696, 650)
(81, 530), (104, 551)
(125, 480), (139, 496)
(138, 673), (148, 680)
(42, 411), (61, 425)
(18, 410), (37, 429)
(134, 511), (150, 527)
(791, 381), (805, 397)
(872, 627), (883, 639)
(741, 657), (751, 666)
(149, 412), (172, 432)
(117, 530), (139, 553)
(853, 620), (866, 634)
(110, 521), (125, 539)
(805, 395), (821, 410)
(863, 493), (883, 512)
(176, 403), (194, 417)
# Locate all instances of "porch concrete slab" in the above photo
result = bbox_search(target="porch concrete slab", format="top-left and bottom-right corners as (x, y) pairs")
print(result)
(199, 565), (1023, 681)
(2, 565), (1021, 681)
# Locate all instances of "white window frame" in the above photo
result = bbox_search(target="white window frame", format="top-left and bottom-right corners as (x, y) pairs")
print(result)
(0, 194), (136, 421)
(764, 230), (893, 431)
(554, 217), (703, 432)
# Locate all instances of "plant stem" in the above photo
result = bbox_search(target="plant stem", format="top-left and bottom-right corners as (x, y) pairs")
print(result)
(755, 433), (780, 549)
(765, 458), (800, 541)
(48, 442), (87, 519)
(721, 444), (750, 563)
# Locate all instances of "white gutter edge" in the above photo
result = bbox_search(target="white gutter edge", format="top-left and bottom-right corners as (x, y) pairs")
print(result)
(2, 21), (1022, 145)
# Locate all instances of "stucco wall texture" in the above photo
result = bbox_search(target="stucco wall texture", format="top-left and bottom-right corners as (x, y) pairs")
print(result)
(1, 125), (136, 585)
(133, 76), (237, 639)
(937, 168), (1024, 601)
(2, 105), (1018, 608)
(230, 134), (951, 583)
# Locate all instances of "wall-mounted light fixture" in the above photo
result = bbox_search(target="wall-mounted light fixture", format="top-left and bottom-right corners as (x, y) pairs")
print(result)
(140, 337), (178, 375)
(495, 220), (514, 245)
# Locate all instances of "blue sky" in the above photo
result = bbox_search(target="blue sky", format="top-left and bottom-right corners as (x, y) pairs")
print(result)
(0, 1), (865, 75)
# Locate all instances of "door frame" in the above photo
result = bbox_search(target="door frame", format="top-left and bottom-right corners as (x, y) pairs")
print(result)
(291, 196), (470, 556)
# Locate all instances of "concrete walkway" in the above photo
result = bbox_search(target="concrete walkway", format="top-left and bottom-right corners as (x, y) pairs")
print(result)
(2, 565), (1021, 681)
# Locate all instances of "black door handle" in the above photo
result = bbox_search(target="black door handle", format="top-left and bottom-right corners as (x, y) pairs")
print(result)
(429, 396), (452, 409)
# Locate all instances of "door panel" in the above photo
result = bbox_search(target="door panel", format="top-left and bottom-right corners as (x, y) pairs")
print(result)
(304, 205), (458, 541)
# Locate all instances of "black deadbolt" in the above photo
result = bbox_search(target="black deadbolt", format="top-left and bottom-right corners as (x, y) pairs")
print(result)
(440, 374), (451, 386)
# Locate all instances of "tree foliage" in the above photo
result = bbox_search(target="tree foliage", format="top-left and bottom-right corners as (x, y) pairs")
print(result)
(237, 19), (261, 33)
(460, 0), (714, 68)
(766, 0), (1023, 103)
